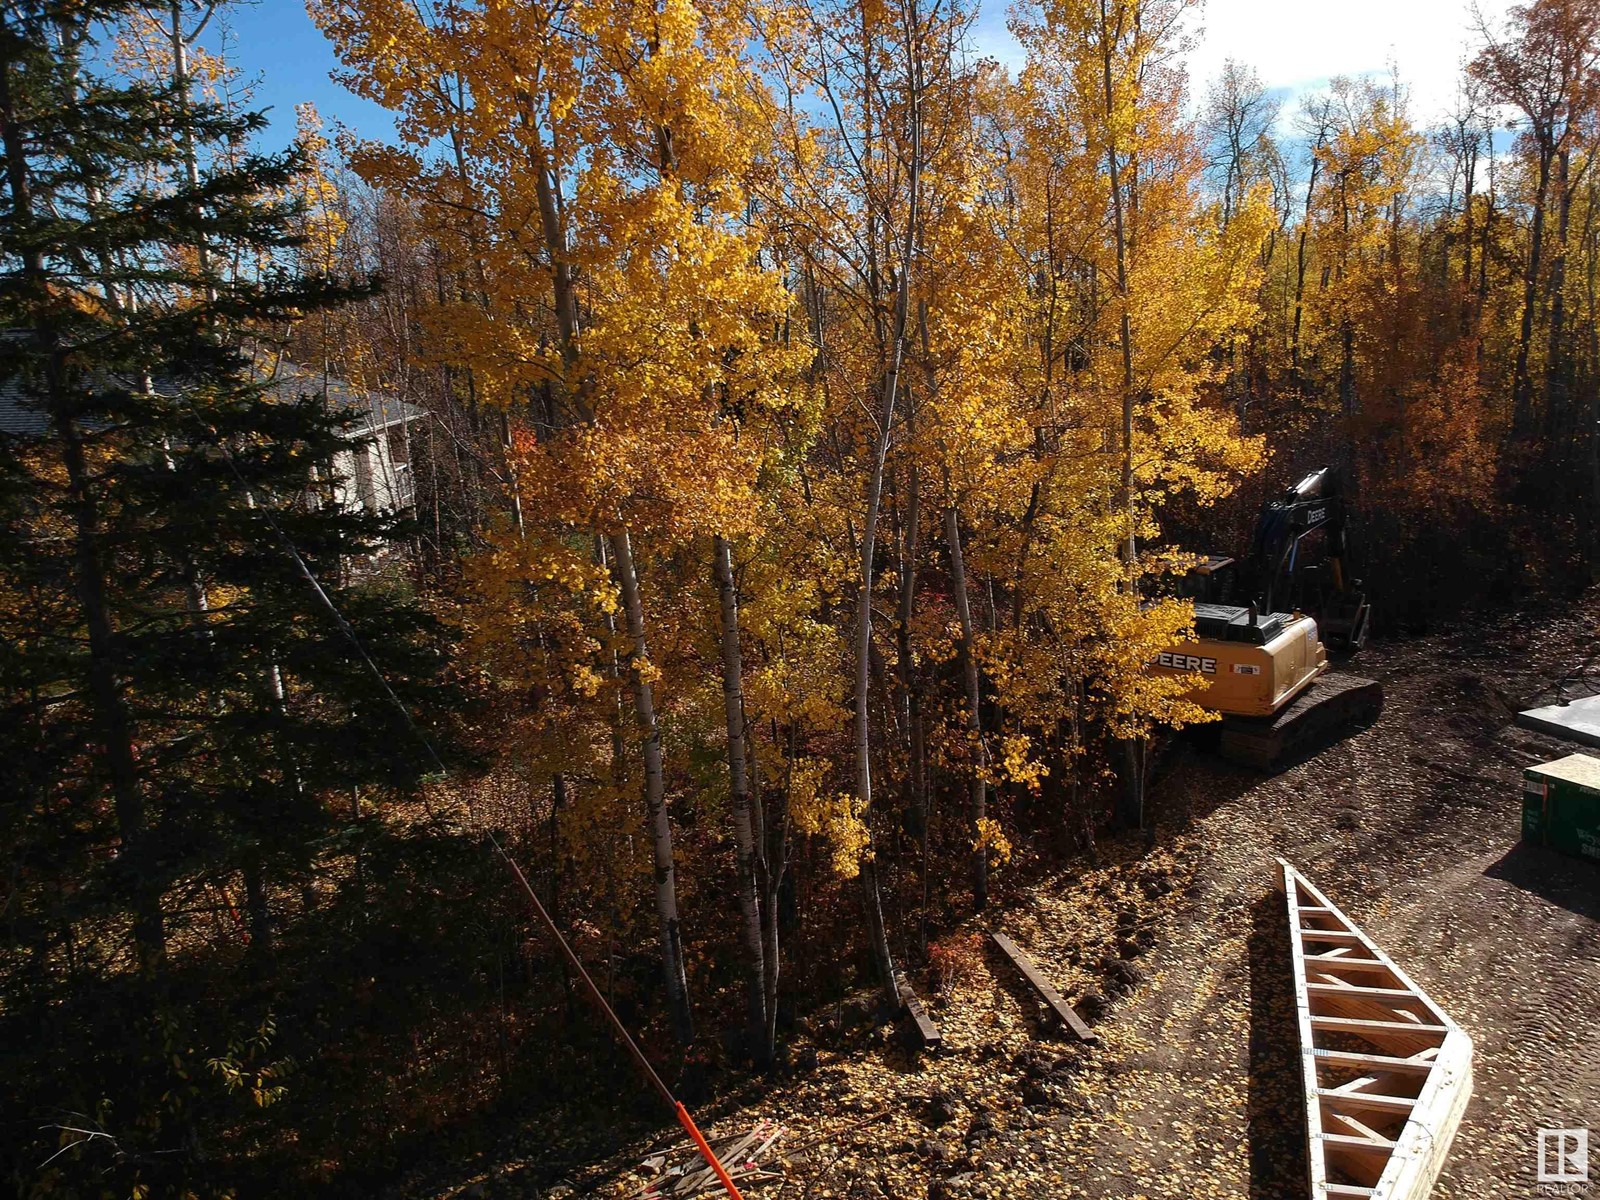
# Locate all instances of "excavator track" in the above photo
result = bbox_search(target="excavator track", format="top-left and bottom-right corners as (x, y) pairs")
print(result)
(1219, 672), (1384, 770)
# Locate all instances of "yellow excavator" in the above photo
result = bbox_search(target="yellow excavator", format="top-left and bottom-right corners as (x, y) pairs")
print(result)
(1153, 467), (1384, 769)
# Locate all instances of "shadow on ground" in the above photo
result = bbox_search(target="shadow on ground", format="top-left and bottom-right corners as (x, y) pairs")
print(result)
(1246, 891), (1309, 1200)
(1484, 841), (1600, 919)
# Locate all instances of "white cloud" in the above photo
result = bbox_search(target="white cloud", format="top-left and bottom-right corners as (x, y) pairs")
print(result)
(1184, 0), (1514, 126)
(969, 0), (1519, 128)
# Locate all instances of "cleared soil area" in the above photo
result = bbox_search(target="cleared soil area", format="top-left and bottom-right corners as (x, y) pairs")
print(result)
(1018, 595), (1600, 1200)
(426, 596), (1600, 1200)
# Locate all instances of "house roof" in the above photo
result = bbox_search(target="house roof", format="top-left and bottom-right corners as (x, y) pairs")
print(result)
(257, 361), (427, 435)
(0, 355), (426, 442)
(0, 374), (50, 438)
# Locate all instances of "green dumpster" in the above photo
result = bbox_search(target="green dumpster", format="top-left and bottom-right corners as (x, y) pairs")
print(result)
(1523, 753), (1600, 863)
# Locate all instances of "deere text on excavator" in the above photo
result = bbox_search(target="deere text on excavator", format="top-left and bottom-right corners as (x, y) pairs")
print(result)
(1153, 467), (1384, 769)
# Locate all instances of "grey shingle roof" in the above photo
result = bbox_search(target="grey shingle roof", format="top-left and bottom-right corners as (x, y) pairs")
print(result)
(0, 355), (425, 442)
(257, 361), (427, 435)
(0, 373), (49, 438)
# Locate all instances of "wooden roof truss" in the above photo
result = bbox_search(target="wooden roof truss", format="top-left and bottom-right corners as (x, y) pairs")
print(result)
(1279, 859), (1473, 1200)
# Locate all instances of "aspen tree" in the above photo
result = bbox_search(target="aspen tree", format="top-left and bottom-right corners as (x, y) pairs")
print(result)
(713, 534), (769, 1059)
(764, 0), (908, 994)
(1473, 0), (1600, 437)
(1011, 0), (1266, 830)
(317, 0), (803, 1046)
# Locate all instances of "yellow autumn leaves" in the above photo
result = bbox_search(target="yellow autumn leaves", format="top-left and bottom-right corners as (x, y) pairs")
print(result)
(310, 0), (1264, 902)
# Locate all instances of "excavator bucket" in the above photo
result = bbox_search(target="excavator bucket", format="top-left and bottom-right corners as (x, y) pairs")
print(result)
(1319, 589), (1372, 655)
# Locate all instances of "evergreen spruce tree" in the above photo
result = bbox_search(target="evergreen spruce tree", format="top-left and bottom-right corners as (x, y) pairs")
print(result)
(0, 1), (452, 1190)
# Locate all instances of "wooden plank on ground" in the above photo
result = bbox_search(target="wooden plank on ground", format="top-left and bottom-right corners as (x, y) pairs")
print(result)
(626, 1121), (787, 1200)
(896, 979), (942, 1050)
(989, 931), (1099, 1043)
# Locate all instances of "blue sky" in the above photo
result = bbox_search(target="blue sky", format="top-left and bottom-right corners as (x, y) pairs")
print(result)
(212, 1), (397, 147)
(224, 0), (1515, 154)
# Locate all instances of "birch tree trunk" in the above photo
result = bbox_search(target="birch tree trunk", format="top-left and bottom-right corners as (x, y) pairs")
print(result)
(1291, 104), (1331, 388)
(1513, 145), (1552, 436)
(1479, 119), (1496, 329)
(945, 505), (988, 912)
(611, 530), (694, 1045)
(1099, 0), (1147, 831)
(713, 534), (770, 1061)
(549, 772), (567, 920)
(761, 725), (794, 1062)
(1592, 346), (1600, 576)
(895, 464), (930, 953)
(1545, 147), (1573, 447)
(855, 407), (901, 1000)
(525, 124), (695, 1041)
(1099, 0), (1136, 568)
(848, 0), (925, 1004)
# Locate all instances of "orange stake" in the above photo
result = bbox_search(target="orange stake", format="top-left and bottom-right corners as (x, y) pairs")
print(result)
(675, 1102), (745, 1199)
(487, 834), (744, 1200)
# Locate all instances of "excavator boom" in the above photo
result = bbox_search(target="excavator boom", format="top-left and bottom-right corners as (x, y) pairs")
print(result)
(1246, 467), (1371, 652)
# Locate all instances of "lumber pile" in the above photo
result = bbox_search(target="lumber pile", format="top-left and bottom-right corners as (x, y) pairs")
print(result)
(1278, 859), (1473, 1200)
(626, 1121), (785, 1199)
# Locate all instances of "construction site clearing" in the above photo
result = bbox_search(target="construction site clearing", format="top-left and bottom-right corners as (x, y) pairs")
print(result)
(410, 594), (1600, 1200)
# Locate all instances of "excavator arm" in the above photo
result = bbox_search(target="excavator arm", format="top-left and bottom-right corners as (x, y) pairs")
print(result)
(1246, 467), (1369, 651)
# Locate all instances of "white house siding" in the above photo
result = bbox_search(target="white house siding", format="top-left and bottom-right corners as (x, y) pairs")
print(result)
(331, 418), (415, 515)
(1, 356), (425, 520)
(257, 362), (423, 518)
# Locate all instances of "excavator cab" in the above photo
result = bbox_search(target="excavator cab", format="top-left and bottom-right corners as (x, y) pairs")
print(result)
(1172, 555), (1240, 606)
(1170, 469), (1368, 652)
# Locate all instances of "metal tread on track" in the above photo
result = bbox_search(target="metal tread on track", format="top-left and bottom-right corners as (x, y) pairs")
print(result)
(1278, 859), (1474, 1200)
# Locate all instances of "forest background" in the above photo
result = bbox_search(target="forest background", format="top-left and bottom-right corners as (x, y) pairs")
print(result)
(2, 0), (1598, 1195)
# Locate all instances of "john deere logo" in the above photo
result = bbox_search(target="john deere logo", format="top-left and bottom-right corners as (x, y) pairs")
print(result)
(1156, 652), (1216, 675)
